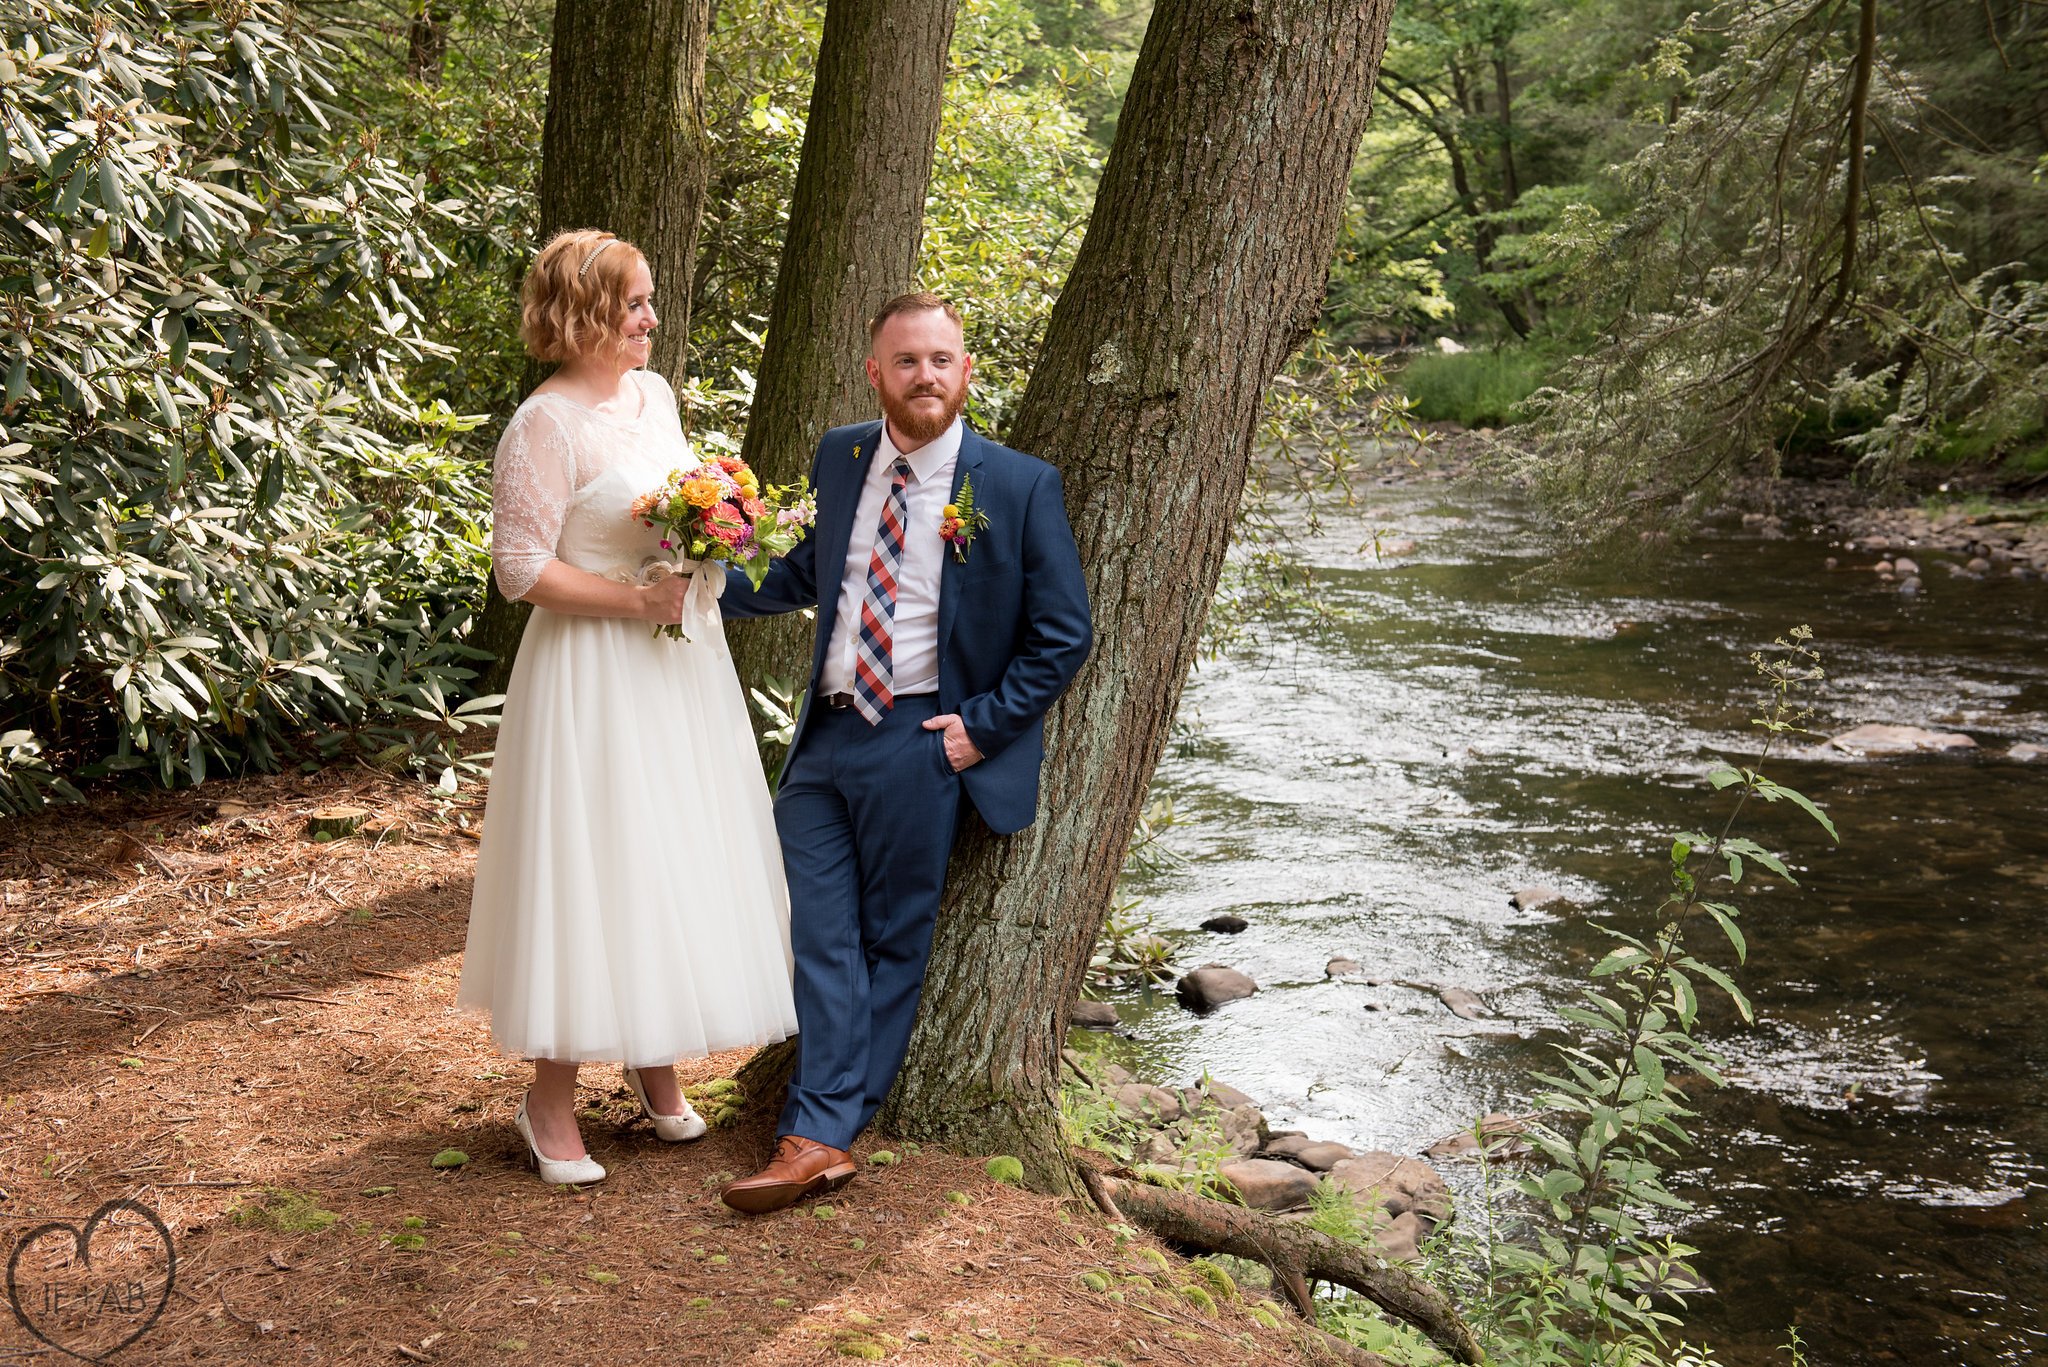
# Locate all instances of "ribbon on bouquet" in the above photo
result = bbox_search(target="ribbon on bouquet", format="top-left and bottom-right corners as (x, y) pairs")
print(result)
(604, 555), (727, 652)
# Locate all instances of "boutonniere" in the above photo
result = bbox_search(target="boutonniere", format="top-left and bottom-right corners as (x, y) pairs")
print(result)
(852, 441), (863, 461)
(939, 472), (990, 563)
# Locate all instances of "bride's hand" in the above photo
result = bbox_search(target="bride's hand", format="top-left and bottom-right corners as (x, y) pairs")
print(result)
(638, 576), (691, 625)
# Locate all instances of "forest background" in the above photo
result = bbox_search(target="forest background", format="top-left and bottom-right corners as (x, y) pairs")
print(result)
(4, 0), (2044, 808)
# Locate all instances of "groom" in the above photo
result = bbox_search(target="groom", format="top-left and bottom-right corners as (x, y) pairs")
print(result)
(716, 293), (1092, 1213)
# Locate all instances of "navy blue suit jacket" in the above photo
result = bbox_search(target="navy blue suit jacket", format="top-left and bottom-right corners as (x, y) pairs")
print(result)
(721, 420), (1093, 835)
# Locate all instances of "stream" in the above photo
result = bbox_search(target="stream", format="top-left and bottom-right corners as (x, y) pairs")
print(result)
(1092, 471), (2047, 1365)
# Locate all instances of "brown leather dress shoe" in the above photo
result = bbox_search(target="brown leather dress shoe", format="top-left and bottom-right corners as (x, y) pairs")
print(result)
(720, 1135), (856, 1214)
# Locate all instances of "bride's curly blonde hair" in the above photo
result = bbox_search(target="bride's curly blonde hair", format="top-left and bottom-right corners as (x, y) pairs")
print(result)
(519, 228), (648, 364)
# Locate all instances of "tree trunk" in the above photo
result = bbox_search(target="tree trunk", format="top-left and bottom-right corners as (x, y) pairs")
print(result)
(725, 0), (961, 739)
(879, 0), (1397, 1190)
(404, 3), (453, 85)
(475, 0), (713, 692)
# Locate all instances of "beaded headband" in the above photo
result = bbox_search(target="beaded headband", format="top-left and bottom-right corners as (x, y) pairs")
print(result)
(576, 239), (617, 279)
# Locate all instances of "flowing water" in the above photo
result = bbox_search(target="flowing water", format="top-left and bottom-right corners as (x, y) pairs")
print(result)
(1095, 471), (2047, 1366)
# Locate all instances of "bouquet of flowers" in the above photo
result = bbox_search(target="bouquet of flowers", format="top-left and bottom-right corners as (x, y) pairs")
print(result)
(630, 455), (817, 593)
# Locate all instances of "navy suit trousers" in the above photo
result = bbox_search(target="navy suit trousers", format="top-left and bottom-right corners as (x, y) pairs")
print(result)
(773, 694), (962, 1149)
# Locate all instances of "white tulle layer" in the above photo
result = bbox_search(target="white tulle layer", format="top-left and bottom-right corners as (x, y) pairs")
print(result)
(457, 606), (797, 1066)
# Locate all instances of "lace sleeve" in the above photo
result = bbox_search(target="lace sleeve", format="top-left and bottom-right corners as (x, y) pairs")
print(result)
(490, 402), (575, 601)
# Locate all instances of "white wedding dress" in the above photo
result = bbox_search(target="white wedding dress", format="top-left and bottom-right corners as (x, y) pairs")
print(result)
(457, 367), (797, 1066)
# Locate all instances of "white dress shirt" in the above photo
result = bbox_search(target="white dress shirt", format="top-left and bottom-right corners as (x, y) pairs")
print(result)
(820, 417), (961, 698)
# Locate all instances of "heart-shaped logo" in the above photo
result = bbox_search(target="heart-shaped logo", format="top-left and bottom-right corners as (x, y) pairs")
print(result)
(7, 1198), (176, 1363)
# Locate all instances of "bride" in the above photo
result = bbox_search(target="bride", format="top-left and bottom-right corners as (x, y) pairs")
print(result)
(458, 228), (797, 1184)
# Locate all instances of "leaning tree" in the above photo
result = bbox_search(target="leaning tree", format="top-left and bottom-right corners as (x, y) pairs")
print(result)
(473, 0), (714, 686)
(882, 0), (1393, 1178)
(869, 8), (1483, 1355)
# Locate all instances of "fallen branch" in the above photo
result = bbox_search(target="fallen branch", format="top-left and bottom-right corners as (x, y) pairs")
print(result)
(1101, 1175), (1481, 1364)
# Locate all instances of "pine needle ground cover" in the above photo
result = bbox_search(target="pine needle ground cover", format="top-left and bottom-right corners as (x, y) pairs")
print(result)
(1, 771), (1332, 1365)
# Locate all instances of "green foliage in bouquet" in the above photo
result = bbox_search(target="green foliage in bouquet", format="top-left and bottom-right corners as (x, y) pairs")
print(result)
(0, 1), (502, 812)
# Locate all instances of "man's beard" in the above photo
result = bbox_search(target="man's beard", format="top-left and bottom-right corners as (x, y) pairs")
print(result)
(883, 383), (966, 444)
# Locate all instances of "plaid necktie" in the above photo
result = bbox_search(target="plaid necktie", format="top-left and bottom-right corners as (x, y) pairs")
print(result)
(852, 459), (912, 725)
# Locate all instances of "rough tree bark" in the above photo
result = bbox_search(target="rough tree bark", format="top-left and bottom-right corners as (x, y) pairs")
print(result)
(474, 0), (713, 689)
(878, 0), (1398, 1186)
(725, 0), (961, 720)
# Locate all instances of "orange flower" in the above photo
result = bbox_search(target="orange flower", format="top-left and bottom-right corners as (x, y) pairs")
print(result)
(717, 456), (746, 474)
(681, 477), (723, 509)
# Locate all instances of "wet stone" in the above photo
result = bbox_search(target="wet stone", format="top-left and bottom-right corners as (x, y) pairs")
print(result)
(1830, 723), (1977, 754)
(1327, 1152), (1453, 1228)
(1439, 987), (1490, 1020)
(1176, 965), (1258, 1013)
(1219, 1158), (1320, 1212)
(1200, 914), (1249, 934)
(1069, 1000), (1120, 1031)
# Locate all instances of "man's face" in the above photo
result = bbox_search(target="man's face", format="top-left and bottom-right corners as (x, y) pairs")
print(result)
(867, 308), (973, 444)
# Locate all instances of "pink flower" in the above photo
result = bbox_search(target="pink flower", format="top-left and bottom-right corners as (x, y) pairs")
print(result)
(659, 538), (673, 549)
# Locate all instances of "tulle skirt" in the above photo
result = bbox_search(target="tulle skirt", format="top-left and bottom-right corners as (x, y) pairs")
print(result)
(457, 606), (797, 1066)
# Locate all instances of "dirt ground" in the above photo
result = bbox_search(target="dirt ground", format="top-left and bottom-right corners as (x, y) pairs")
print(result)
(0, 768), (1348, 1365)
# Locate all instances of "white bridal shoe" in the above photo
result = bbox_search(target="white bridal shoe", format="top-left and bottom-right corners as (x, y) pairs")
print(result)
(514, 1097), (607, 1186)
(623, 1067), (708, 1142)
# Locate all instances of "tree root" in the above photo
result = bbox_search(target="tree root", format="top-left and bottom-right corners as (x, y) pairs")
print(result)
(1301, 1328), (1393, 1367)
(1100, 1175), (1482, 1365)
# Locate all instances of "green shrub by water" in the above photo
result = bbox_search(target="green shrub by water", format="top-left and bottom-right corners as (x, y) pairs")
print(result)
(1395, 346), (1551, 428)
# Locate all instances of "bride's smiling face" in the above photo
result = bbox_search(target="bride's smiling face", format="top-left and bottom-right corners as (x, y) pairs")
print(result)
(613, 261), (657, 369)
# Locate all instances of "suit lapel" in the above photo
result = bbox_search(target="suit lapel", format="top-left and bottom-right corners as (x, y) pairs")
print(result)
(809, 420), (885, 683)
(936, 428), (985, 661)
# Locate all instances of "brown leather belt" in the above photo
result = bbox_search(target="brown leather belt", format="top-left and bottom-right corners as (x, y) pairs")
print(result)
(820, 692), (935, 710)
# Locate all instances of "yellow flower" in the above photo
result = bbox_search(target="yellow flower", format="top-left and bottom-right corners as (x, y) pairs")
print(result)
(681, 478), (723, 509)
(942, 504), (960, 520)
(736, 470), (759, 493)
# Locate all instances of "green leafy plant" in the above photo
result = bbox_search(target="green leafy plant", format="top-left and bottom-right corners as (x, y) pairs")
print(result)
(1440, 627), (1833, 1366)
(0, 2), (500, 808)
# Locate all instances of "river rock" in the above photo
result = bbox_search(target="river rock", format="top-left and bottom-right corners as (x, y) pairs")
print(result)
(1967, 556), (1992, 575)
(1177, 964), (1257, 1013)
(1290, 1141), (1357, 1172)
(1134, 1130), (1180, 1165)
(1874, 559), (1894, 575)
(2009, 743), (2046, 762)
(1510, 886), (1567, 911)
(1326, 955), (1363, 978)
(1439, 986), (1490, 1020)
(1184, 1078), (1258, 1110)
(1200, 914), (1249, 934)
(1829, 723), (1977, 754)
(1220, 1158), (1321, 1212)
(1425, 1112), (1530, 1161)
(1217, 1104), (1271, 1156)
(1328, 1152), (1453, 1228)
(1378, 538), (1419, 558)
(1112, 1082), (1184, 1123)
(1069, 1000), (1120, 1031)
(1899, 575), (1922, 595)
(1893, 555), (1920, 575)
(1372, 1210), (1428, 1263)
